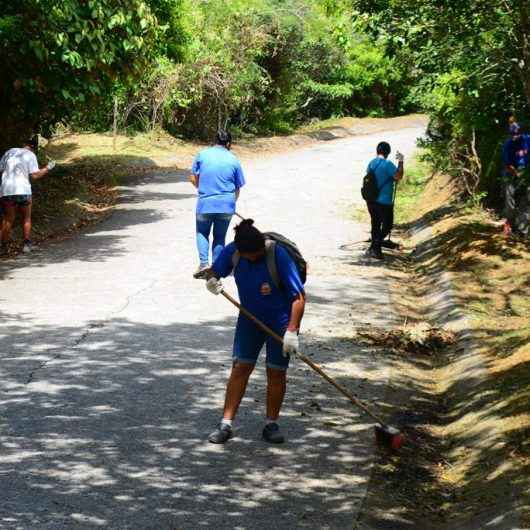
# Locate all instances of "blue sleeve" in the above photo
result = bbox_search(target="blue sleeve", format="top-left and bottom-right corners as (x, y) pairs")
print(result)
(275, 245), (304, 301)
(212, 242), (236, 278)
(192, 153), (201, 175)
(234, 161), (245, 188)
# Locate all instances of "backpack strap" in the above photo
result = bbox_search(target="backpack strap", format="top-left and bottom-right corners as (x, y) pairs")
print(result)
(231, 250), (240, 271)
(265, 240), (280, 289)
(231, 241), (281, 289)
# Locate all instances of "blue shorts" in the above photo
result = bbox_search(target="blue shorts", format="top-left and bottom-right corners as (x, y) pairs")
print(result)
(2, 195), (32, 207)
(233, 314), (289, 371)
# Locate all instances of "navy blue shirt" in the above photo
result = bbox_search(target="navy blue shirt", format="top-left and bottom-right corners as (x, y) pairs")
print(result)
(192, 146), (245, 214)
(367, 157), (398, 205)
(212, 242), (304, 325)
(502, 134), (530, 171)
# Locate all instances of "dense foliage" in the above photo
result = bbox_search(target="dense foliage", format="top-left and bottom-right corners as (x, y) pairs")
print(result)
(3, 0), (529, 204)
(1, 0), (405, 146)
(352, 0), (530, 200)
(101, 0), (407, 138)
(0, 0), (160, 151)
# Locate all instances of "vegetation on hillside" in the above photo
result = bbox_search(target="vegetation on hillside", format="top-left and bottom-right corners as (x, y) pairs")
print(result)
(2, 0), (529, 206)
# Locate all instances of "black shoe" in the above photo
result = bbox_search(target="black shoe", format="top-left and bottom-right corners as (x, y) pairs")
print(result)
(381, 239), (400, 250)
(367, 247), (384, 260)
(262, 423), (285, 444)
(208, 423), (233, 444)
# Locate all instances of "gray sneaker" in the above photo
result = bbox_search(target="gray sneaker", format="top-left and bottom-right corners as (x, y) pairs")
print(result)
(208, 423), (233, 444)
(262, 422), (285, 444)
(22, 240), (33, 253)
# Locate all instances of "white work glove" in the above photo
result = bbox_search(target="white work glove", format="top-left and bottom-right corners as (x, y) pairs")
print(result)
(282, 330), (299, 357)
(206, 277), (223, 295)
(395, 151), (404, 163)
(46, 160), (56, 171)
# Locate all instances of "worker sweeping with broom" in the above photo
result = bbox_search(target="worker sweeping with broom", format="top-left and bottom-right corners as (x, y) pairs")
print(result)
(204, 218), (305, 444)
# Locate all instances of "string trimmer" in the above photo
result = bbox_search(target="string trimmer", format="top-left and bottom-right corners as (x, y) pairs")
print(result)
(220, 289), (405, 451)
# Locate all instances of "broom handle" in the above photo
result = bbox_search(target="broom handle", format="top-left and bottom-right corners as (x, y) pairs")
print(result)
(221, 290), (385, 425)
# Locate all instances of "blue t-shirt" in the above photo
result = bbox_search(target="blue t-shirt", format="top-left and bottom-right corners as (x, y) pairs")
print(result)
(192, 146), (245, 214)
(502, 134), (530, 172)
(213, 242), (305, 325)
(367, 157), (398, 205)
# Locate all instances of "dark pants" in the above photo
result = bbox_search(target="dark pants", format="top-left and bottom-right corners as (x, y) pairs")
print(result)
(367, 202), (393, 250)
(505, 180), (529, 236)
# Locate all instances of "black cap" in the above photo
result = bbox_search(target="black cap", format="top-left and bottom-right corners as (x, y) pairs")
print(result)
(216, 130), (232, 146)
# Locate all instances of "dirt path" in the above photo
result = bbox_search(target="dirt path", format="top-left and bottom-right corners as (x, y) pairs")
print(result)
(0, 125), (424, 529)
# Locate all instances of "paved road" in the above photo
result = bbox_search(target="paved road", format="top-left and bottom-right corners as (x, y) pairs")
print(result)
(0, 127), (423, 530)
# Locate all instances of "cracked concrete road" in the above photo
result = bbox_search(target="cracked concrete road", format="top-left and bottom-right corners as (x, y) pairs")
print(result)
(0, 125), (424, 530)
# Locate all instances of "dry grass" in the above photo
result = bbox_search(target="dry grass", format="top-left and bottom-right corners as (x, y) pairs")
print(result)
(355, 165), (530, 528)
(409, 175), (530, 526)
(357, 322), (456, 357)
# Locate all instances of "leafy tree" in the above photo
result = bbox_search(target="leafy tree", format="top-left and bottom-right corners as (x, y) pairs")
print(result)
(0, 0), (159, 150)
(351, 0), (530, 200)
(115, 0), (404, 138)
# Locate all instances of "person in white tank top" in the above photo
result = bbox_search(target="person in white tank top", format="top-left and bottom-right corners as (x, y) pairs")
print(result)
(0, 137), (55, 254)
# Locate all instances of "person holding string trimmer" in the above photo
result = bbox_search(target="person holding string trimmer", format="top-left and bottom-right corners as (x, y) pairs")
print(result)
(204, 219), (305, 444)
(363, 142), (404, 260)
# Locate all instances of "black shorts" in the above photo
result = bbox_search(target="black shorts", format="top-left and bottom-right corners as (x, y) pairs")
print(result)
(2, 195), (32, 207)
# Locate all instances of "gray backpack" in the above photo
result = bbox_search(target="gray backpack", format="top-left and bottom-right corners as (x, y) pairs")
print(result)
(231, 232), (307, 290)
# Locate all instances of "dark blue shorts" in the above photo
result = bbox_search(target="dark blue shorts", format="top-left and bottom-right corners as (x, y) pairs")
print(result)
(233, 314), (289, 371)
(2, 195), (32, 207)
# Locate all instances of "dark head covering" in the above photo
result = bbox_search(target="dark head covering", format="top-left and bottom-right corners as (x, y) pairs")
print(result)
(509, 122), (522, 136)
(216, 130), (232, 147)
(234, 219), (265, 253)
(25, 136), (38, 151)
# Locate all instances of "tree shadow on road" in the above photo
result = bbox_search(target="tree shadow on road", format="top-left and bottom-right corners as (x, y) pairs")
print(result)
(0, 302), (392, 530)
(0, 164), (196, 282)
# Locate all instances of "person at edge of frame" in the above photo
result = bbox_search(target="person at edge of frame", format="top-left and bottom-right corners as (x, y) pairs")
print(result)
(0, 136), (55, 255)
(502, 121), (529, 238)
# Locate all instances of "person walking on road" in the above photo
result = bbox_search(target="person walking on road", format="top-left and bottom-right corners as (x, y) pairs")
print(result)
(0, 137), (55, 255)
(366, 142), (404, 259)
(502, 122), (529, 238)
(190, 130), (245, 278)
(204, 219), (305, 444)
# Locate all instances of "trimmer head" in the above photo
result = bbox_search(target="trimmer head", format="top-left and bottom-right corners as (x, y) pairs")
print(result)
(374, 424), (405, 451)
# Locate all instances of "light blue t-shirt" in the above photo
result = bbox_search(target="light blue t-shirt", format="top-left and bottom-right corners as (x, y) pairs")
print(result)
(192, 146), (245, 214)
(367, 157), (398, 205)
(212, 241), (304, 325)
